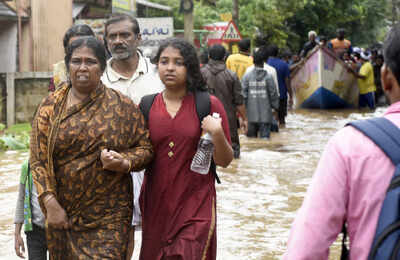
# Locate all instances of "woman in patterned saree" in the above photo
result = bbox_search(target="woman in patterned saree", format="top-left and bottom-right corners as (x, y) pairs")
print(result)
(30, 36), (153, 259)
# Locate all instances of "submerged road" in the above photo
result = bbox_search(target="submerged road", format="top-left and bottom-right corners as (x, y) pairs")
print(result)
(0, 107), (385, 259)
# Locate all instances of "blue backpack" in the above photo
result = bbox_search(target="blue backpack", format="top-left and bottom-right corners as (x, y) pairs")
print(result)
(345, 117), (400, 259)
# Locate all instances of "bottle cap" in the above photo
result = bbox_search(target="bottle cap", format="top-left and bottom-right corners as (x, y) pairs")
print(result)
(212, 112), (220, 118)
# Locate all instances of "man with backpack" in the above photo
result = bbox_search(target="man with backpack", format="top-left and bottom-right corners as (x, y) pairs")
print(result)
(284, 24), (400, 259)
(201, 44), (248, 158)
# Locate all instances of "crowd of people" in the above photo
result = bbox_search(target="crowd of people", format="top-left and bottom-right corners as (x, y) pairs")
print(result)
(298, 28), (386, 109)
(12, 11), (400, 260)
(201, 38), (293, 150)
(15, 13), (232, 260)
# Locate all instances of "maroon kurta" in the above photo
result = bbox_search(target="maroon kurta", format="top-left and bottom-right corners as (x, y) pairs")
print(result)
(140, 93), (231, 260)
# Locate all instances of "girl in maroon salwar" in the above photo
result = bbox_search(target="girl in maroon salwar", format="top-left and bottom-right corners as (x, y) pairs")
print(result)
(139, 38), (233, 260)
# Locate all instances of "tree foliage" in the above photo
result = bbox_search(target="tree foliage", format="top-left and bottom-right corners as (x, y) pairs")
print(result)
(151, 0), (389, 53)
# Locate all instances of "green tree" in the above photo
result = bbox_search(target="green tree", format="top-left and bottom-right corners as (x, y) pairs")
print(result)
(286, 0), (387, 52)
(151, 0), (389, 52)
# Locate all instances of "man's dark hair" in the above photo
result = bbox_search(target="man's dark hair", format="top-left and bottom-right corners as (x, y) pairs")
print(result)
(282, 49), (292, 59)
(63, 24), (95, 52)
(383, 23), (400, 85)
(209, 44), (226, 61)
(104, 13), (140, 37)
(253, 48), (264, 67)
(337, 28), (346, 34)
(65, 36), (107, 73)
(238, 39), (251, 52)
(337, 28), (346, 40)
(154, 38), (207, 93)
(268, 44), (279, 57)
(257, 45), (270, 62)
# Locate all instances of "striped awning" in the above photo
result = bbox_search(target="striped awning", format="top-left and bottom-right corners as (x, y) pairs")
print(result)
(136, 0), (171, 11)
(73, 3), (87, 19)
(0, 1), (17, 20)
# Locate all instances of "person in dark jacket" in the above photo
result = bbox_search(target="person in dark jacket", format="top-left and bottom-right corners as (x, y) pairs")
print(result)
(242, 48), (279, 139)
(201, 44), (248, 158)
(300, 31), (318, 58)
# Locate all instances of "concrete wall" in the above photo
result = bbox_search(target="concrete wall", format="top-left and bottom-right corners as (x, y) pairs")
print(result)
(31, 0), (72, 71)
(2, 72), (51, 126)
(0, 21), (17, 73)
(20, 19), (33, 72)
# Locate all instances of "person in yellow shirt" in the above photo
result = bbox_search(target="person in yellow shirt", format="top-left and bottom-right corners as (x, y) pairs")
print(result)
(356, 52), (376, 109)
(226, 38), (253, 80)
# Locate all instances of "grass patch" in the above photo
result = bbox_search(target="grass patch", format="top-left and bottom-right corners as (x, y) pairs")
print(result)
(0, 123), (31, 150)
(5, 123), (31, 135)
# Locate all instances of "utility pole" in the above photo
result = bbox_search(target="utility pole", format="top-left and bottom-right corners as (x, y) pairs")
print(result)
(131, 0), (137, 15)
(16, 0), (22, 72)
(392, 0), (399, 25)
(183, 0), (195, 44)
(233, 0), (239, 26)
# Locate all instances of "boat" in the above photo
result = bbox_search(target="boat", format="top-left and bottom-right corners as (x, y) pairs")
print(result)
(291, 46), (359, 109)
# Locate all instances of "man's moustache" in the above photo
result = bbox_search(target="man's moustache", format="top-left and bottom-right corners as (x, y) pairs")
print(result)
(112, 46), (128, 51)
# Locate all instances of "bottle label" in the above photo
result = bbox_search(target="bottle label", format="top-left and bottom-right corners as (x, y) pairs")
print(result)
(190, 138), (214, 175)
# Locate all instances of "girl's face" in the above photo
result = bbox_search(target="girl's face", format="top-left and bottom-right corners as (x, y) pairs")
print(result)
(158, 46), (187, 90)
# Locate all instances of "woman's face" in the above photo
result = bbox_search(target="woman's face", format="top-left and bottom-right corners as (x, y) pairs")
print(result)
(68, 46), (102, 94)
(158, 46), (187, 90)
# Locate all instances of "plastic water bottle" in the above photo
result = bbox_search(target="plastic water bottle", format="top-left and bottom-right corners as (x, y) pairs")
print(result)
(190, 113), (220, 175)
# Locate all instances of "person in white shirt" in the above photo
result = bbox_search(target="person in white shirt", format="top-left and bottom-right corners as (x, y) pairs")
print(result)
(244, 46), (280, 131)
(101, 13), (164, 260)
(245, 46), (279, 95)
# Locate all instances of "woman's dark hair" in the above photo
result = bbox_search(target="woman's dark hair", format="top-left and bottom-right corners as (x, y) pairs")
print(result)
(63, 24), (95, 51)
(383, 23), (400, 85)
(154, 38), (207, 92)
(65, 36), (107, 73)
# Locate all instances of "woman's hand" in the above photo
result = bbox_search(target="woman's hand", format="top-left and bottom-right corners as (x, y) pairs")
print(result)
(240, 119), (248, 134)
(201, 115), (223, 136)
(45, 195), (70, 230)
(14, 223), (25, 258)
(202, 115), (233, 167)
(100, 149), (130, 173)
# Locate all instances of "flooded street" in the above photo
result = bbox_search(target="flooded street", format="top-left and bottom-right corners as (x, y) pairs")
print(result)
(0, 108), (385, 260)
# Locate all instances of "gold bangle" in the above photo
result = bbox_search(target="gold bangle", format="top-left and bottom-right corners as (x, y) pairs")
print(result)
(126, 159), (133, 173)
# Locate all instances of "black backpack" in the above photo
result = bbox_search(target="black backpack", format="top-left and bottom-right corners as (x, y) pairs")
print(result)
(139, 91), (221, 184)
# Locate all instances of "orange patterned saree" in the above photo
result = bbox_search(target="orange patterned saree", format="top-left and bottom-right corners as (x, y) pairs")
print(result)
(30, 84), (153, 259)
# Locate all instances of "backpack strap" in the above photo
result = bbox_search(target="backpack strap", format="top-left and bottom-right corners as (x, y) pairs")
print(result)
(347, 117), (400, 166)
(194, 90), (211, 122)
(194, 90), (221, 184)
(139, 93), (158, 122)
(347, 117), (400, 259)
(340, 224), (349, 260)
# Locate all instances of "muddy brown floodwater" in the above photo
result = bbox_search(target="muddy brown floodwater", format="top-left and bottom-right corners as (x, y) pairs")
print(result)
(0, 108), (385, 259)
